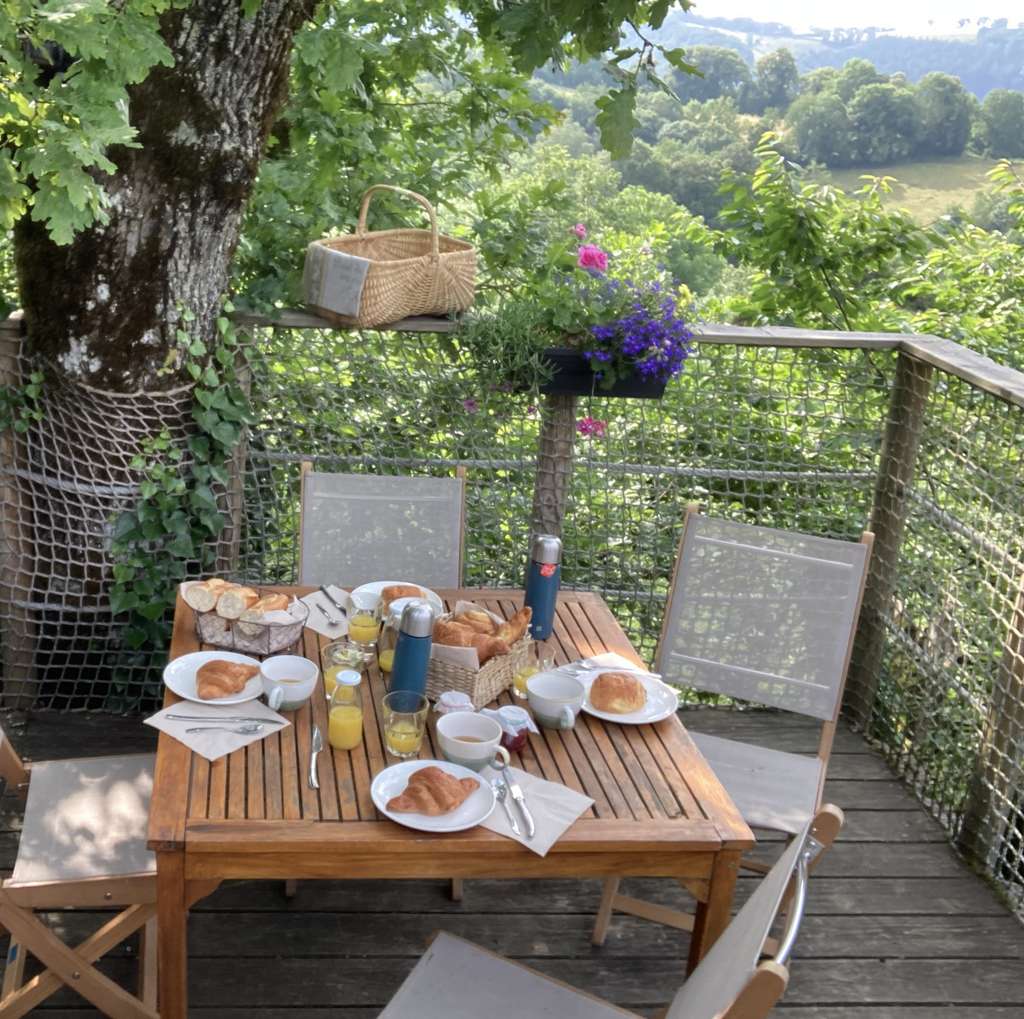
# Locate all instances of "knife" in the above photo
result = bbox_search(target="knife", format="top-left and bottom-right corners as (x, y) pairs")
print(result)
(319, 584), (348, 618)
(167, 714), (286, 725)
(309, 725), (323, 790)
(506, 774), (536, 840)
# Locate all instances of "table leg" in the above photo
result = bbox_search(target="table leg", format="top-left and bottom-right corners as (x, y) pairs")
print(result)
(157, 849), (188, 1019)
(687, 848), (740, 973)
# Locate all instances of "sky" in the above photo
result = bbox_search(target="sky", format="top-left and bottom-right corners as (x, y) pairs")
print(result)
(689, 1), (1022, 37)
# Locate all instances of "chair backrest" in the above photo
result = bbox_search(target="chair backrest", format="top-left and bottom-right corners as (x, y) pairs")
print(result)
(0, 722), (28, 795)
(657, 511), (872, 723)
(298, 467), (466, 588)
(666, 820), (815, 1019)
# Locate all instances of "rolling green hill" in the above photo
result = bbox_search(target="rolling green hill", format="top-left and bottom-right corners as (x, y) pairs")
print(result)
(825, 156), (998, 223)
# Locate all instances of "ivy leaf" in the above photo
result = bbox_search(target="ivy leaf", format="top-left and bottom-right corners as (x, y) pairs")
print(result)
(594, 85), (639, 160)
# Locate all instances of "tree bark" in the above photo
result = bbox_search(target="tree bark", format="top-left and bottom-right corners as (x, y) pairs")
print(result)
(14, 1), (313, 389)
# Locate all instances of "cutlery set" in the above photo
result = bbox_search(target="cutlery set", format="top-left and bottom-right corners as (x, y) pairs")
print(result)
(491, 758), (535, 840)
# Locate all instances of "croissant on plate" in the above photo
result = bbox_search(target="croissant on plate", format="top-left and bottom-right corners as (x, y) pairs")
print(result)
(196, 659), (259, 700)
(381, 584), (424, 609)
(386, 766), (478, 816)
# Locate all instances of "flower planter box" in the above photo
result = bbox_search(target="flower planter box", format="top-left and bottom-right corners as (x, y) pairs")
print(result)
(538, 347), (667, 399)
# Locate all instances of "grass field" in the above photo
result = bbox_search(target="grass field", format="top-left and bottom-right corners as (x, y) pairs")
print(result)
(827, 155), (998, 223)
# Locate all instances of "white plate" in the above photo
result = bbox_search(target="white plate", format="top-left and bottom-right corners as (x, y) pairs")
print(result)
(577, 669), (679, 725)
(371, 760), (496, 833)
(162, 651), (264, 706)
(350, 580), (444, 616)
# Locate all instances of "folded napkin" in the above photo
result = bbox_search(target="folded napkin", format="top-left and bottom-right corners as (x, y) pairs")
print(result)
(300, 585), (351, 639)
(481, 766), (593, 857)
(144, 699), (289, 762)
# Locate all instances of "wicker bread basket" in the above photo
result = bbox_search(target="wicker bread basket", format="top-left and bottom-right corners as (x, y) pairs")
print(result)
(304, 185), (476, 327)
(426, 634), (532, 710)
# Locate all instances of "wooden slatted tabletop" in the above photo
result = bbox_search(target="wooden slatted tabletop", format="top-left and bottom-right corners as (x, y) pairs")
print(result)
(149, 588), (753, 1019)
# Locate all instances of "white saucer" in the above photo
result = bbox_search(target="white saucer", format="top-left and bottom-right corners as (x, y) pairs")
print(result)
(576, 669), (679, 725)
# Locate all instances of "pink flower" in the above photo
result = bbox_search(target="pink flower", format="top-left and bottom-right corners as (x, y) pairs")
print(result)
(576, 416), (608, 439)
(577, 244), (608, 273)
(526, 404), (537, 416)
(462, 398), (478, 414)
(572, 223), (587, 239)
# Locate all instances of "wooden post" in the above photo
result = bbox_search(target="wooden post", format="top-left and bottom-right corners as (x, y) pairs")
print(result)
(0, 314), (36, 708)
(958, 572), (1024, 870)
(530, 392), (577, 538)
(844, 352), (933, 727)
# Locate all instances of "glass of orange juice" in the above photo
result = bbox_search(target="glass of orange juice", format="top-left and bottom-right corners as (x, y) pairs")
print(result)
(328, 671), (364, 750)
(321, 640), (366, 699)
(381, 691), (428, 759)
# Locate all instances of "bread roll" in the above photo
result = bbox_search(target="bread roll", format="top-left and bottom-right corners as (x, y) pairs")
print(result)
(215, 585), (259, 619)
(196, 659), (259, 700)
(496, 606), (532, 645)
(387, 766), (478, 816)
(589, 671), (647, 714)
(236, 593), (291, 636)
(182, 578), (231, 612)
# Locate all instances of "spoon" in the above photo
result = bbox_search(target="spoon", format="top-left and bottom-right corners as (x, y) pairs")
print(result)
(317, 602), (341, 628)
(185, 724), (264, 735)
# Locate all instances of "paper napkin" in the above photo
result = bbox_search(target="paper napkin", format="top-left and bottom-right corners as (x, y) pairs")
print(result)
(300, 585), (351, 639)
(481, 766), (594, 857)
(144, 699), (289, 762)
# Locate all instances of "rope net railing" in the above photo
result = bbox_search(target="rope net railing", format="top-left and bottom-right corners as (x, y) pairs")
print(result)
(0, 319), (1022, 916)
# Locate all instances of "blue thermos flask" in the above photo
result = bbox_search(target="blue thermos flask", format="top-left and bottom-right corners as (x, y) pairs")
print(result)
(389, 600), (435, 697)
(524, 534), (562, 640)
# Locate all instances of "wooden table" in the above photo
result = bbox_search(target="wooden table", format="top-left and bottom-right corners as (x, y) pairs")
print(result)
(148, 588), (753, 1018)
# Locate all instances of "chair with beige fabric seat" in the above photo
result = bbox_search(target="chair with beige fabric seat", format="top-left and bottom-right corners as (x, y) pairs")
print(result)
(379, 816), (829, 1019)
(0, 727), (158, 1019)
(298, 463), (467, 588)
(593, 507), (871, 945)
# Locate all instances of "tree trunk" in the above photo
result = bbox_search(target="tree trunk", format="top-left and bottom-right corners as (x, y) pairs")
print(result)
(14, 1), (313, 389)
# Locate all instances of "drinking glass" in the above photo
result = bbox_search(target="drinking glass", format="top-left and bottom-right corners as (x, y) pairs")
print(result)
(381, 690), (429, 759)
(512, 643), (554, 699)
(321, 639), (367, 699)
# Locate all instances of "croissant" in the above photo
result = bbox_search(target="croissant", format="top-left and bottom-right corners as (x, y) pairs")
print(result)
(381, 584), (423, 609)
(451, 609), (496, 636)
(387, 766), (478, 816)
(215, 585), (259, 620)
(182, 578), (231, 612)
(236, 593), (291, 636)
(496, 606), (532, 645)
(434, 620), (510, 665)
(196, 660), (259, 700)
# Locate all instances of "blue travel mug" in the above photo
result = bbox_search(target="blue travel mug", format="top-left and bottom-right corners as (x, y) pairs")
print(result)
(388, 600), (435, 697)
(524, 534), (562, 640)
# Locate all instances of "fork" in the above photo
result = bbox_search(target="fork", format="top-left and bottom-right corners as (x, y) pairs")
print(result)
(492, 778), (521, 836)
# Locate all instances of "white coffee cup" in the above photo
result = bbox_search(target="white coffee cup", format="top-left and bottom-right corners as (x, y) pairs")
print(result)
(437, 712), (511, 772)
(261, 655), (319, 711)
(527, 672), (585, 729)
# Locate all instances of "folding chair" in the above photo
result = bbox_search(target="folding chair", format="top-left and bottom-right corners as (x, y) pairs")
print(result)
(298, 464), (466, 588)
(0, 725), (158, 1018)
(380, 816), (830, 1019)
(594, 507), (871, 945)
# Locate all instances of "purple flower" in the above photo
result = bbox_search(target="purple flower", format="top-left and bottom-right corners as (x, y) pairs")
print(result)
(576, 416), (608, 439)
(462, 398), (478, 414)
(573, 223), (587, 239)
(526, 404), (537, 416)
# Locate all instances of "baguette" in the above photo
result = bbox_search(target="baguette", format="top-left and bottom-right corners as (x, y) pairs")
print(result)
(236, 593), (291, 637)
(182, 578), (231, 612)
(215, 585), (259, 619)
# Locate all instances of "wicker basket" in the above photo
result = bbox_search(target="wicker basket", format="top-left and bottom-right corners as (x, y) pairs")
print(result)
(192, 597), (308, 657)
(304, 185), (476, 328)
(426, 635), (532, 710)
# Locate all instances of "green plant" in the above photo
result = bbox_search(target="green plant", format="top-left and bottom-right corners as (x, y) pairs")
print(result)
(108, 303), (252, 696)
(0, 369), (43, 433)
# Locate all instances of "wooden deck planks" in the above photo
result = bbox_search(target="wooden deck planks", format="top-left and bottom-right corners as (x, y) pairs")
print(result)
(2, 703), (1023, 1016)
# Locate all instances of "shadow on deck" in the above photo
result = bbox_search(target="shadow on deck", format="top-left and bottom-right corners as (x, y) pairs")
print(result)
(1, 708), (1022, 1018)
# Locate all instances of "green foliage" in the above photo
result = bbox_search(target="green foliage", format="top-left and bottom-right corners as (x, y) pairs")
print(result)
(0, 368), (43, 433)
(847, 83), (920, 164)
(0, 0), (178, 243)
(108, 304), (253, 679)
(786, 92), (856, 167)
(671, 45), (751, 104)
(977, 89), (1024, 157)
(753, 48), (799, 112)
(915, 72), (976, 157)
